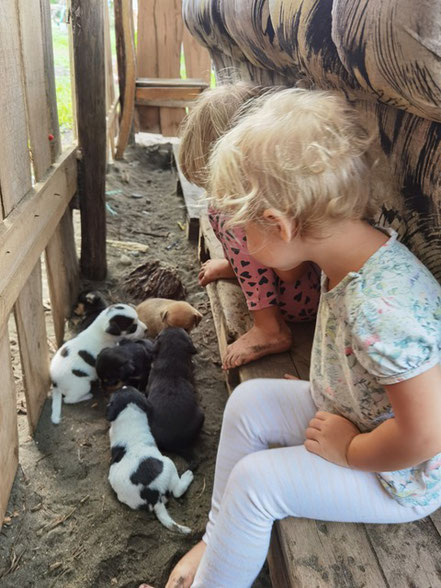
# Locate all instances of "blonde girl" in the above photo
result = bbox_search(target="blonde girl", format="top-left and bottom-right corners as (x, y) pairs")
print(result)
(179, 83), (320, 369)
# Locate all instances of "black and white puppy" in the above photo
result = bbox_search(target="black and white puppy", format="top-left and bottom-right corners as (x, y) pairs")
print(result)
(50, 304), (147, 424)
(96, 338), (154, 394)
(147, 327), (204, 452)
(71, 291), (107, 332)
(106, 386), (194, 533)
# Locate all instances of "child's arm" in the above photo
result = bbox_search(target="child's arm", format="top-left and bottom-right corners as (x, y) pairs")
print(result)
(305, 365), (441, 470)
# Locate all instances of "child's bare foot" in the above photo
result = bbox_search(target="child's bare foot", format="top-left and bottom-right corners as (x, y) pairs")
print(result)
(198, 259), (235, 286)
(223, 321), (292, 369)
(163, 540), (206, 588)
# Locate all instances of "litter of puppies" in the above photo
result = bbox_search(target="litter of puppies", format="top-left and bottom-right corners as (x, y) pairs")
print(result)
(48, 290), (204, 531)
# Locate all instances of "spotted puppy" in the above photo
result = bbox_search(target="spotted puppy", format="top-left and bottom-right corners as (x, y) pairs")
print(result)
(96, 338), (154, 394)
(106, 386), (194, 533)
(71, 290), (107, 332)
(50, 304), (147, 424)
(147, 327), (204, 452)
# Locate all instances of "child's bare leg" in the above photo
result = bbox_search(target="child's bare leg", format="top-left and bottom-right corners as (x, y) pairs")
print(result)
(223, 306), (292, 369)
(198, 259), (236, 286)
(164, 540), (206, 588)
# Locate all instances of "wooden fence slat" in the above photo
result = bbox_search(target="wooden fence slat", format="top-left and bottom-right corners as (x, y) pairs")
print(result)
(104, 0), (119, 160)
(0, 323), (18, 525)
(182, 26), (211, 83)
(40, 0), (79, 346)
(45, 208), (79, 347)
(71, 0), (107, 280)
(16, 0), (60, 432)
(0, 147), (78, 330)
(18, 0), (52, 181)
(136, 0), (185, 136)
(115, 0), (136, 159)
(14, 263), (50, 430)
(0, 1), (32, 219)
(136, 0), (160, 132)
(40, 0), (62, 161)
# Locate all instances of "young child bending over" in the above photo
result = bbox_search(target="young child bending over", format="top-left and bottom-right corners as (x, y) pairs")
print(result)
(179, 84), (320, 369)
(155, 89), (441, 587)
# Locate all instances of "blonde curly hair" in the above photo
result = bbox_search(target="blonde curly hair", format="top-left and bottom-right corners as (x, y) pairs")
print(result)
(178, 82), (276, 187)
(208, 88), (376, 236)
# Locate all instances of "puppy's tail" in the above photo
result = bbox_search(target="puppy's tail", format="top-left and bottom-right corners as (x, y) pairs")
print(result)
(51, 387), (62, 425)
(153, 502), (191, 534)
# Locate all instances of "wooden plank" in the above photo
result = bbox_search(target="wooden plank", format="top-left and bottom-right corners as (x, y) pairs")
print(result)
(39, 0), (62, 160)
(115, 0), (136, 160)
(18, 0), (52, 181)
(67, 0), (77, 138)
(136, 0), (160, 132)
(277, 518), (388, 588)
(289, 322), (316, 380)
(14, 262), (50, 430)
(71, 0), (107, 279)
(137, 77), (209, 88)
(182, 27), (211, 83)
(136, 86), (204, 105)
(365, 520), (441, 587)
(267, 525), (293, 588)
(45, 207), (80, 347)
(0, 1), (32, 218)
(41, 0), (80, 350)
(0, 323), (18, 527)
(16, 0), (51, 433)
(136, 0), (185, 136)
(0, 147), (78, 329)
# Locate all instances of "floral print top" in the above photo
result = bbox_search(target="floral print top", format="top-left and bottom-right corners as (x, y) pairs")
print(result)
(310, 228), (441, 507)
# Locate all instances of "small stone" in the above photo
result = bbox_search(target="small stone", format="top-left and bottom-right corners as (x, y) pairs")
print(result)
(119, 254), (132, 266)
(130, 193), (144, 199)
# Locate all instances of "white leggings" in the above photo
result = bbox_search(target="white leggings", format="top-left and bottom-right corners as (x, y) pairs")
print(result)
(192, 379), (439, 587)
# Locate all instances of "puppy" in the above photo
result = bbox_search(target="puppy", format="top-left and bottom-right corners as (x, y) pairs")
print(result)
(71, 290), (107, 332)
(50, 304), (147, 424)
(147, 327), (204, 452)
(96, 338), (154, 394)
(106, 386), (194, 533)
(136, 298), (202, 338)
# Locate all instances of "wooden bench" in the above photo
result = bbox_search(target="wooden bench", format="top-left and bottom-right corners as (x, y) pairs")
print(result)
(199, 212), (441, 587)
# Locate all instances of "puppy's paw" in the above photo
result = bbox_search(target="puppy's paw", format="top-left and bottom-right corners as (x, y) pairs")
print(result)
(51, 414), (61, 425)
(176, 524), (192, 535)
(181, 470), (194, 485)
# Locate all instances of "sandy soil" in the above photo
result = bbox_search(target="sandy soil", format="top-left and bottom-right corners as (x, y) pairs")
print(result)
(0, 141), (271, 587)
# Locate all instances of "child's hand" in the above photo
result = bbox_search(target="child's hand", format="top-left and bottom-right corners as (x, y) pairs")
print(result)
(305, 411), (360, 467)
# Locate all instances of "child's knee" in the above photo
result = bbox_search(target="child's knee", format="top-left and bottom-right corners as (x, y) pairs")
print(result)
(226, 453), (272, 515)
(224, 379), (267, 424)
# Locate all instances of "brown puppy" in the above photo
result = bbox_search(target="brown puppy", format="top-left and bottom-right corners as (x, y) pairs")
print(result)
(136, 298), (202, 338)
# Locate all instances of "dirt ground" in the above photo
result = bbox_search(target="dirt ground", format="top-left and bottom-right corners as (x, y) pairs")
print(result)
(0, 141), (271, 588)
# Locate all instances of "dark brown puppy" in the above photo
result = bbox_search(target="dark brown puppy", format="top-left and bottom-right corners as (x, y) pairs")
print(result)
(146, 327), (204, 452)
(96, 338), (154, 394)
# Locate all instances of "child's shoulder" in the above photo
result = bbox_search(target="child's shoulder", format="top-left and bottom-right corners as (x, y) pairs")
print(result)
(343, 231), (441, 329)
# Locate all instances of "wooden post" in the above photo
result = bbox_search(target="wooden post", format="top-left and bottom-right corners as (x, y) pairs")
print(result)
(71, 0), (107, 279)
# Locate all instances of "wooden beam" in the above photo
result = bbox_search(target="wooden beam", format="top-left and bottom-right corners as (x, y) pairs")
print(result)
(137, 77), (209, 88)
(0, 323), (18, 527)
(0, 146), (77, 330)
(71, 0), (107, 279)
(115, 0), (136, 160)
(136, 86), (204, 107)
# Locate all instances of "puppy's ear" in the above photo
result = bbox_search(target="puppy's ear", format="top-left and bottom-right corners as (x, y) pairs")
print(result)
(106, 319), (121, 336)
(106, 397), (119, 421)
(193, 311), (202, 327)
(160, 309), (168, 324)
